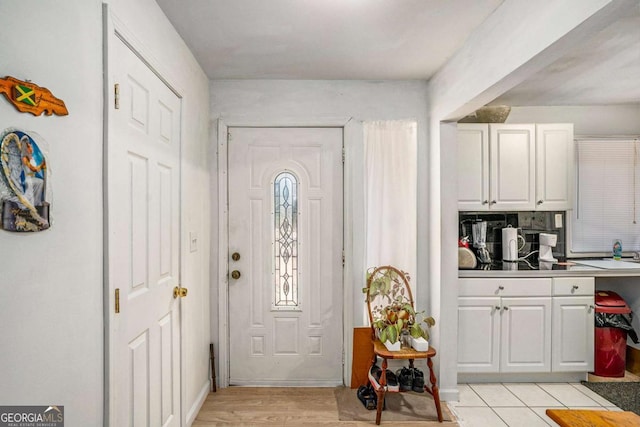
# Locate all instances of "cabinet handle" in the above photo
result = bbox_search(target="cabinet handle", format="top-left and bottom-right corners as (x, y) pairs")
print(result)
(572, 285), (579, 291)
(498, 285), (504, 290)
(537, 200), (544, 205)
(503, 306), (509, 311)
(495, 306), (501, 310)
(490, 200), (497, 205)
(482, 200), (489, 205)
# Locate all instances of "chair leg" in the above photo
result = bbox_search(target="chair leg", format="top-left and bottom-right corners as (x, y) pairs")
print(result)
(426, 357), (443, 422)
(375, 358), (388, 425)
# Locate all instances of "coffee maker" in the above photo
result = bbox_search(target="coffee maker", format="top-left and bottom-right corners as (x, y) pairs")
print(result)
(539, 233), (558, 263)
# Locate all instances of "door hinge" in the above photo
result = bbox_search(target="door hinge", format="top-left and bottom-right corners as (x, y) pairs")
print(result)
(342, 349), (345, 366)
(115, 288), (120, 314)
(114, 83), (120, 110)
(342, 250), (345, 267)
(342, 147), (345, 163)
(228, 129), (232, 141)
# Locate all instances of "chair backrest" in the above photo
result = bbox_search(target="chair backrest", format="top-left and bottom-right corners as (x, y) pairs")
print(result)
(365, 265), (414, 327)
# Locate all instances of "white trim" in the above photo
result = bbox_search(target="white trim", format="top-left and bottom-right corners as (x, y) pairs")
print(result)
(458, 372), (588, 384)
(344, 119), (365, 387)
(185, 381), (210, 426)
(102, 6), (115, 425)
(438, 388), (460, 403)
(217, 117), (362, 388)
(216, 120), (230, 387)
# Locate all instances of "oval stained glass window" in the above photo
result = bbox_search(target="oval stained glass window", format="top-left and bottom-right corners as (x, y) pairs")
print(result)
(273, 171), (299, 309)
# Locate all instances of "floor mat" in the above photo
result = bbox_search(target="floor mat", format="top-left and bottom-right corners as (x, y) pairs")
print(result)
(334, 386), (457, 424)
(581, 381), (640, 415)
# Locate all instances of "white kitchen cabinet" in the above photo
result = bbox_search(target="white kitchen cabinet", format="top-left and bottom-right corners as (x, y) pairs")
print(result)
(551, 277), (595, 372)
(457, 123), (574, 211)
(536, 124), (574, 210)
(458, 124), (490, 210)
(500, 297), (552, 373)
(458, 277), (596, 375)
(458, 278), (552, 374)
(458, 297), (501, 373)
(490, 124), (536, 210)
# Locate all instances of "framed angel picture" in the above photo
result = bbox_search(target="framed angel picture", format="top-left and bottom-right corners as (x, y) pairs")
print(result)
(0, 128), (50, 231)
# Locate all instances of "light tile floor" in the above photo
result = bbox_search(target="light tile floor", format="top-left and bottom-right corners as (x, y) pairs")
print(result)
(449, 383), (622, 426)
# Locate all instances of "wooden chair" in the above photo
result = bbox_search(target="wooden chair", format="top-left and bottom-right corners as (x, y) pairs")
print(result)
(365, 265), (443, 425)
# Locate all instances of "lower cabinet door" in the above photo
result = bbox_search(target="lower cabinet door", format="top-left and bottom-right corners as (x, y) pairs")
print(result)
(552, 296), (595, 372)
(500, 297), (552, 373)
(458, 297), (501, 373)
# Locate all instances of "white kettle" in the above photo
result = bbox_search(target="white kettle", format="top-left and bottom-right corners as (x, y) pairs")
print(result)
(502, 226), (525, 262)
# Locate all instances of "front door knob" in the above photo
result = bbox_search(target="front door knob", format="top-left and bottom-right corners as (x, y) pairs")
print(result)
(231, 270), (241, 280)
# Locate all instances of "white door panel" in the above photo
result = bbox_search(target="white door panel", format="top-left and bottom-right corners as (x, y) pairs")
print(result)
(228, 127), (343, 386)
(109, 35), (181, 427)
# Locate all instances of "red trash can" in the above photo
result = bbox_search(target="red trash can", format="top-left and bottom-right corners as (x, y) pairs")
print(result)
(594, 291), (630, 377)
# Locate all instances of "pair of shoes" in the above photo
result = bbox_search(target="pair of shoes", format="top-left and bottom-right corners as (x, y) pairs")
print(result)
(412, 367), (425, 393)
(357, 385), (377, 410)
(368, 364), (400, 392)
(396, 366), (425, 392)
(395, 367), (413, 392)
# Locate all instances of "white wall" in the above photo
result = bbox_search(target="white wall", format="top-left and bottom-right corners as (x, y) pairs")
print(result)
(0, 2), (103, 425)
(210, 79), (429, 385)
(507, 105), (640, 135)
(0, 1), (210, 425)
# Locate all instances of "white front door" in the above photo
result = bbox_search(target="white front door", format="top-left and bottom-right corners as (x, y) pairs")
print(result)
(108, 35), (182, 426)
(228, 127), (344, 386)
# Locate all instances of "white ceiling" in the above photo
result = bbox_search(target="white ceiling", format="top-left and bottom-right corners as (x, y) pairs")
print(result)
(489, 8), (640, 106)
(155, 0), (504, 79)
(156, 0), (640, 106)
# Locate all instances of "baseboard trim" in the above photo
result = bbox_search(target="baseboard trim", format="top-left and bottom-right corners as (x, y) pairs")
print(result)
(186, 381), (211, 426)
(459, 372), (588, 383)
(439, 387), (460, 402)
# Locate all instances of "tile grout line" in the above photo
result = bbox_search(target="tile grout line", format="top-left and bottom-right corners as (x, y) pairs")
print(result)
(532, 382), (572, 410)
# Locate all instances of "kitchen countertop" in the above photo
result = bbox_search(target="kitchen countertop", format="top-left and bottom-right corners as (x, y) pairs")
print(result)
(459, 259), (640, 278)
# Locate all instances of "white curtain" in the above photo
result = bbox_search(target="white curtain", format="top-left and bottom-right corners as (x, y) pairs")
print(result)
(364, 120), (417, 284)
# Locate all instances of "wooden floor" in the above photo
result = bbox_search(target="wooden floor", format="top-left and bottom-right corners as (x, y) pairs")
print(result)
(193, 387), (453, 426)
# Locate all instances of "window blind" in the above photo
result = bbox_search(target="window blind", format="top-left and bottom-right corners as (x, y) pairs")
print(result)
(571, 138), (640, 254)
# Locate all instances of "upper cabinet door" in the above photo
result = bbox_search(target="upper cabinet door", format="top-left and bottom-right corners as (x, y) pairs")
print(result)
(490, 124), (536, 210)
(457, 124), (490, 210)
(536, 124), (574, 211)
